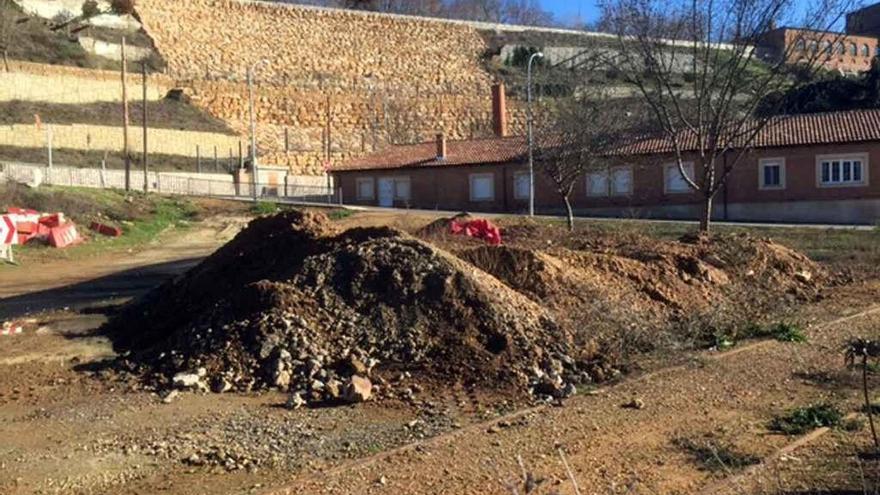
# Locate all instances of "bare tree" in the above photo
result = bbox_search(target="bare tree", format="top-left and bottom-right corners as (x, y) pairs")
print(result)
(536, 92), (645, 231)
(600, 0), (854, 232)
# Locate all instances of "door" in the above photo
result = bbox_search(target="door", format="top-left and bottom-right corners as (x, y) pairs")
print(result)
(378, 178), (395, 207)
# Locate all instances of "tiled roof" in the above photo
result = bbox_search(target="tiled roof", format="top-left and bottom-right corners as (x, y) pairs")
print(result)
(616, 108), (880, 155)
(331, 136), (527, 171)
(333, 109), (880, 171)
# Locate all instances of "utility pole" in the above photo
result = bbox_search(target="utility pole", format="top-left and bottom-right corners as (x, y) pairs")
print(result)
(121, 37), (131, 192)
(142, 61), (148, 193)
(248, 66), (258, 201)
(527, 51), (544, 217)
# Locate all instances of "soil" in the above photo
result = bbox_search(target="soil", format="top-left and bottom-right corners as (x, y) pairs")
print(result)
(1, 209), (877, 495)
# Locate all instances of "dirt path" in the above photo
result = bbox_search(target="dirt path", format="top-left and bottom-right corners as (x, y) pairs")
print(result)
(266, 285), (880, 495)
(0, 215), (247, 300)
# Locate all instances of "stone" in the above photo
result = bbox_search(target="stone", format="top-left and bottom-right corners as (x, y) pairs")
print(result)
(795, 270), (813, 283)
(161, 389), (179, 403)
(342, 375), (372, 403)
(172, 371), (207, 391)
(623, 398), (645, 410)
(325, 379), (342, 400)
(285, 392), (306, 410)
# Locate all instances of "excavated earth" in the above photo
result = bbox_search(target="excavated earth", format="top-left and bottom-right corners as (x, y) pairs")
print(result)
(107, 211), (827, 407)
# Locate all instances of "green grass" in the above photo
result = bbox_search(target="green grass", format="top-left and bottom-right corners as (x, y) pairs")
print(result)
(327, 208), (356, 221)
(250, 201), (280, 216)
(0, 184), (199, 265)
(673, 437), (761, 472)
(769, 404), (844, 435)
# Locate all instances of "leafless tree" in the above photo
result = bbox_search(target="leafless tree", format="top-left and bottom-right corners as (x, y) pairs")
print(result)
(536, 90), (646, 231)
(600, 0), (854, 232)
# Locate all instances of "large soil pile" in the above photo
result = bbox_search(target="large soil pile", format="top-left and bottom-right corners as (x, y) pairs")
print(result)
(108, 211), (587, 405)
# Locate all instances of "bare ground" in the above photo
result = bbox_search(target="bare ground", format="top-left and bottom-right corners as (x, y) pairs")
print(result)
(1, 210), (879, 495)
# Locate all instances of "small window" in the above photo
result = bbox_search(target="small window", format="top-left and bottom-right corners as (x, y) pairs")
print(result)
(808, 40), (818, 53)
(863, 44), (871, 57)
(469, 173), (495, 201)
(356, 178), (375, 200)
(837, 42), (846, 55)
(818, 154), (868, 187)
(611, 166), (633, 196)
(795, 39), (806, 51)
(759, 158), (785, 189)
(664, 162), (695, 194)
(850, 42), (858, 56)
(394, 177), (411, 200)
(513, 172), (530, 200)
(822, 40), (832, 54)
(586, 170), (609, 197)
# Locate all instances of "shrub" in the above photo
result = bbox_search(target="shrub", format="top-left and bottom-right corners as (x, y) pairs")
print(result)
(769, 404), (843, 435)
(673, 437), (760, 472)
(110, 0), (135, 15)
(81, 0), (100, 19)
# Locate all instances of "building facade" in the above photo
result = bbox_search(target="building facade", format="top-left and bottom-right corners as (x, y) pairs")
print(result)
(757, 27), (879, 74)
(332, 110), (880, 225)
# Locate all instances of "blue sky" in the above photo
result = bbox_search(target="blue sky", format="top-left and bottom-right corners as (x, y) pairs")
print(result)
(540, 0), (598, 25)
(539, 0), (824, 28)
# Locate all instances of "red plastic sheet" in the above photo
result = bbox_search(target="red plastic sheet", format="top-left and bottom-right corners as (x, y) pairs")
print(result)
(449, 218), (502, 246)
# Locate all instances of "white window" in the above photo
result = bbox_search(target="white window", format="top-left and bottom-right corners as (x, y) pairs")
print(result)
(513, 172), (530, 200)
(586, 170), (609, 197)
(817, 154), (868, 187)
(759, 158), (786, 190)
(393, 177), (411, 200)
(356, 177), (375, 200)
(664, 162), (695, 194)
(610, 166), (633, 196)
(469, 173), (495, 201)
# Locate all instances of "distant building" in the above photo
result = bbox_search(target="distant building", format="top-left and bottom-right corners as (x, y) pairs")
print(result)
(848, 3), (880, 36)
(756, 27), (879, 75)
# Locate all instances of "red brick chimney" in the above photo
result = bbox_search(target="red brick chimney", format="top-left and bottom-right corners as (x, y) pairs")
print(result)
(436, 133), (447, 160)
(492, 82), (508, 138)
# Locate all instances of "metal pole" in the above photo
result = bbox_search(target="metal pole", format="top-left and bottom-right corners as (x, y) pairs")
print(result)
(214, 145), (218, 172)
(527, 51), (543, 217)
(196, 145), (201, 173)
(47, 126), (53, 169)
(122, 37), (131, 192)
(142, 61), (148, 193)
(248, 66), (258, 201)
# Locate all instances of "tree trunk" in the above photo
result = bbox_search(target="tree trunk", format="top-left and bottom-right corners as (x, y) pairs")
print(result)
(699, 194), (713, 233)
(864, 355), (879, 451)
(2, 50), (8, 73)
(563, 195), (574, 232)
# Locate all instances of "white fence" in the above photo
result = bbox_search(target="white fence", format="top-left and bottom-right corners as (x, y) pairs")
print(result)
(0, 162), (338, 204)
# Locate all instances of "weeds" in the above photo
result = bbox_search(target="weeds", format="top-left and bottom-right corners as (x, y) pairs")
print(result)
(846, 338), (880, 452)
(327, 208), (356, 221)
(673, 437), (760, 472)
(250, 201), (279, 216)
(769, 404), (844, 435)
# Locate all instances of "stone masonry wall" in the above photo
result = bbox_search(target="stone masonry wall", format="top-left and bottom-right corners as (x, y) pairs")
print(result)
(137, 0), (538, 175)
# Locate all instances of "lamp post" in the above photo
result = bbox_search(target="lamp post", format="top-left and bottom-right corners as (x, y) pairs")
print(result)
(527, 51), (544, 217)
(247, 59), (270, 202)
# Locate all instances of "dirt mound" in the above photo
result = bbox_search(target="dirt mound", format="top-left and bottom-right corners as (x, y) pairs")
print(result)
(108, 211), (588, 404)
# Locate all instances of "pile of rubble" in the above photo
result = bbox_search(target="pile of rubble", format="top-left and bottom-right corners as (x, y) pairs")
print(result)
(108, 211), (590, 406)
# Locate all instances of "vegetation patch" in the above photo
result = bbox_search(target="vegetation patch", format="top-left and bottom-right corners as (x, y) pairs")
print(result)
(673, 437), (760, 472)
(769, 404), (844, 435)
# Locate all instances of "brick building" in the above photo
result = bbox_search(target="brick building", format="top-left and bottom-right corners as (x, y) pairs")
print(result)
(756, 27), (879, 74)
(331, 107), (880, 224)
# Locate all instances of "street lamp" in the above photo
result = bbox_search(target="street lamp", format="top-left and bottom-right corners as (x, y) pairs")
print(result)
(527, 51), (544, 217)
(247, 59), (270, 202)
